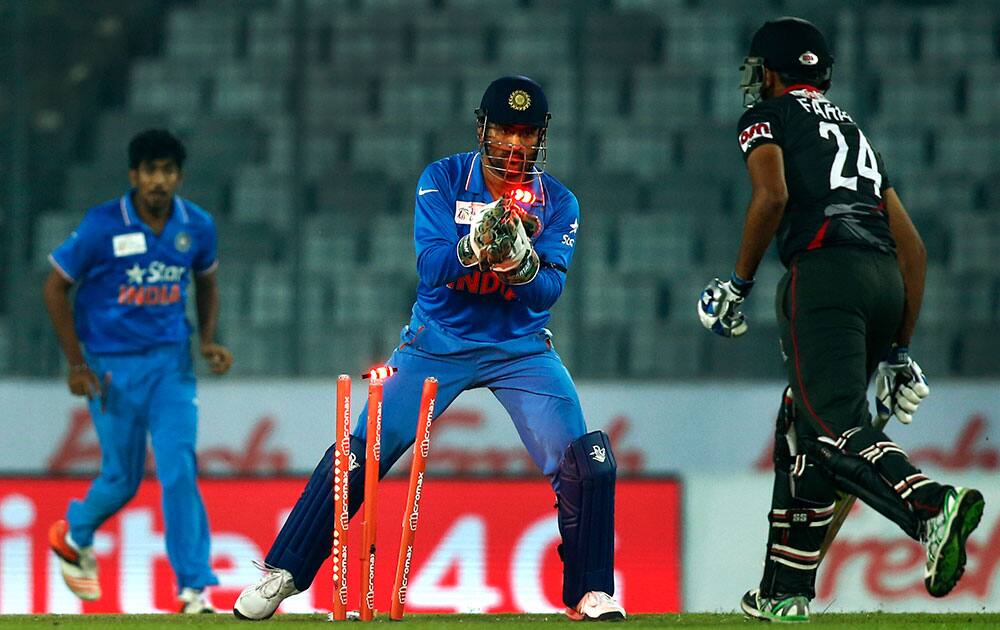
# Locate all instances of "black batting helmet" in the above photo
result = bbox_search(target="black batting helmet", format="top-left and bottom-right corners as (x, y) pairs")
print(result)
(740, 17), (834, 106)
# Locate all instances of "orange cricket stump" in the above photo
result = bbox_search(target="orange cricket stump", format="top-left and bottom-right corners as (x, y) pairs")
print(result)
(360, 378), (383, 621)
(390, 377), (438, 621)
(331, 375), (351, 621)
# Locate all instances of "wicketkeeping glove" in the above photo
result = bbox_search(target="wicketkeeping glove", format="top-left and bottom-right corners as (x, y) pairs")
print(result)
(487, 213), (531, 270)
(459, 195), (533, 268)
(697, 274), (753, 338)
(458, 197), (507, 267)
(875, 345), (930, 424)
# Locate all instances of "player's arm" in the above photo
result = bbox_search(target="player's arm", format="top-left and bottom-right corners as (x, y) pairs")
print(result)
(883, 187), (926, 346)
(698, 144), (787, 338)
(874, 187), (929, 425)
(503, 257), (563, 311)
(699, 109), (787, 337)
(734, 143), (789, 281)
(505, 191), (578, 311)
(42, 269), (101, 398)
(194, 269), (232, 374)
(191, 218), (232, 375)
(414, 167), (477, 288)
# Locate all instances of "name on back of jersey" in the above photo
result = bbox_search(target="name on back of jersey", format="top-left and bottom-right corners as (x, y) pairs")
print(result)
(793, 93), (853, 123)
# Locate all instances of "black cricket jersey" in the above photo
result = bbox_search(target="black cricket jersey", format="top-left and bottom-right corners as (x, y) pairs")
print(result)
(737, 85), (895, 267)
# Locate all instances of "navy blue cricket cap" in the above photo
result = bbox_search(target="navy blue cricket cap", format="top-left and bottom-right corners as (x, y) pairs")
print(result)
(477, 75), (550, 127)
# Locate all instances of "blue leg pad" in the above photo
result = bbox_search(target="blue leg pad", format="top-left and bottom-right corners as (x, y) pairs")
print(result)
(556, 430), (617, 608)
(265, 435), (367, 591)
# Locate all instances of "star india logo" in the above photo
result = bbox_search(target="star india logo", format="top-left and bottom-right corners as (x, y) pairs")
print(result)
(508, 89), (531, 111)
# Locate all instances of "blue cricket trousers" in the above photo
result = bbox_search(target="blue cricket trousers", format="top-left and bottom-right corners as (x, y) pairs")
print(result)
(66, 342), (218, 591)
(267, 306), (588, 590)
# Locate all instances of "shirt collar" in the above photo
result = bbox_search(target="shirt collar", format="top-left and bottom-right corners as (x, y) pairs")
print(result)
(463, 152), (547, 206)
(781, 84), (823, 96)
(120, 192), (137, 227)
(121, 189), (188, 229)
(173, 195), (190, 223)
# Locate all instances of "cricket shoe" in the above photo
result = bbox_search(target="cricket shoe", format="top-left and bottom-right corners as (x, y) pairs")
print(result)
(922, 486), (985, 597)
(740, 588), (809, 623)
(179, 587), (215, 613)
(233, 561), (300, 620)
(565, 591), (626, 621)
(48, 519), (101, 601)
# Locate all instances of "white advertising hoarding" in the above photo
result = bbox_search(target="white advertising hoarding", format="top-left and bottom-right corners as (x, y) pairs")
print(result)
(684, 473), (1000, 612)
(1, 379), (998, 477)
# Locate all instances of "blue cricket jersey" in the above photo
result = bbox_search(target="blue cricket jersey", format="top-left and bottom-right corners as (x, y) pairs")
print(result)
(413, 152), (579, 342)
(49, 192), (218, 354)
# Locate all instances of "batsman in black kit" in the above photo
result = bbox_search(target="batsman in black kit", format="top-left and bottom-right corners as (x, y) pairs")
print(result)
(696, 17), (985, 622)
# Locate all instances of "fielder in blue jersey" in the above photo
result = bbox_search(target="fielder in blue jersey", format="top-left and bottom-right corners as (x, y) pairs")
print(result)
(44, 129), (233, 614)
(234, 76), (624, 622)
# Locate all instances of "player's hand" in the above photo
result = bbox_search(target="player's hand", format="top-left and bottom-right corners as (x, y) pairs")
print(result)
(475, 197), (519, 267)
(875, 346), (929, 424)
(495, 248), (540, 285)
(697, 276), (750, 338)
(68, 364), (103, 399)
(483, 200), (539, 284)
(485, 212), (532, 272)
(458, 197), (504, 267)
(201, 342), (234, 375)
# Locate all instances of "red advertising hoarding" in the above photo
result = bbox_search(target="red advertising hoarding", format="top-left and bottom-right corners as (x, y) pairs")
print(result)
(0, 478), (680, 614)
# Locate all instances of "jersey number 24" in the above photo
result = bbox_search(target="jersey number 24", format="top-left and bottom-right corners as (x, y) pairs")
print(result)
(819, 121), (882, 198)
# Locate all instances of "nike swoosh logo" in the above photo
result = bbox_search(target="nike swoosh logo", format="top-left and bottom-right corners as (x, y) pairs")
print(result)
(418, 188), (438, 196)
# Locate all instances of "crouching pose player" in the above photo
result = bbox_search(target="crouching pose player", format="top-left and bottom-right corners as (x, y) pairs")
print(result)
(233, 75), (625, 622)
(697, 17), (985, 623)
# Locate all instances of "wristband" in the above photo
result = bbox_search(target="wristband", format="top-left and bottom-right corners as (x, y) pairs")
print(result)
(457, 236), (479, 268)
(886, 344), (909, 365)
(730, 271), (755, 298)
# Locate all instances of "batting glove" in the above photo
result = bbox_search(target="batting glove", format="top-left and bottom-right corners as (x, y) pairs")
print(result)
(697, 273), (753, 338)
(875, 345), (930, 424)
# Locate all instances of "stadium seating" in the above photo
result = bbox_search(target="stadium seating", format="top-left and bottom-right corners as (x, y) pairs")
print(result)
(8, 0), (1000, 378)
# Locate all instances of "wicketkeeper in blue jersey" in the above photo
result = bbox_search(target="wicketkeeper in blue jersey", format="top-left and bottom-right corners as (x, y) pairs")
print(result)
(234, 76), (624, 622)
(44, 129), (233, 614)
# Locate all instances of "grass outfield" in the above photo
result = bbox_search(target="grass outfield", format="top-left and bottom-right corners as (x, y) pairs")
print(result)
(3, 613), (1000, 628)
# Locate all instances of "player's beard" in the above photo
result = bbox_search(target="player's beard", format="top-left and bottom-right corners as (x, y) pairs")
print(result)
(144, 189), (171, 216)
(486, 145), (534, 185)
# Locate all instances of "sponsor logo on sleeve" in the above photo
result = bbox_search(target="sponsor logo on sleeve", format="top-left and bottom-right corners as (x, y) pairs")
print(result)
(739, 121), (773, 153)
(112, 232), (148, 257)
(562, 217), (578, 247)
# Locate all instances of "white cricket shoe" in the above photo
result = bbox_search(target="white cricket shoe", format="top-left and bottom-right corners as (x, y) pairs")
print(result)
(922, 486), (985, 597)
(48, 519), (101, 601)
(178, 587), (215, 613)
(565, 591), (626, 621)
(233, 561), (300, 620)
(740, 588), (810, 623)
